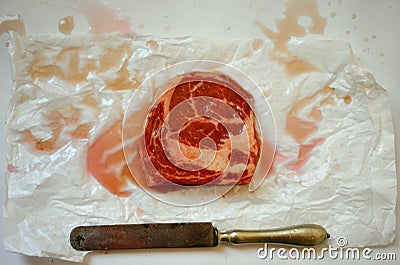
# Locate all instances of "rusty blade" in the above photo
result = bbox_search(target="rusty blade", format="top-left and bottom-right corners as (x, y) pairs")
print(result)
(70, 222), (218, 251)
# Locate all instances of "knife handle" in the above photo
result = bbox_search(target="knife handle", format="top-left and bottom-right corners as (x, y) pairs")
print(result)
(218, 224), (329, 246)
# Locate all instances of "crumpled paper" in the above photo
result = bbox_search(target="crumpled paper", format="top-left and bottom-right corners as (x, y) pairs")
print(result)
(3, 32), (397, 262)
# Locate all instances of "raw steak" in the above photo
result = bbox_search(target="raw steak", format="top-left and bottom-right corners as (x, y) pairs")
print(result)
(139, 71), (260, 186)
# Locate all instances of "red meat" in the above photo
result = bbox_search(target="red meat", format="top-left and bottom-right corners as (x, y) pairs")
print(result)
(139, 71), (260, 187)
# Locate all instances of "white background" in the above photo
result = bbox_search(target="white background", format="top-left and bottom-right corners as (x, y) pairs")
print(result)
(0, 0), (398, 264)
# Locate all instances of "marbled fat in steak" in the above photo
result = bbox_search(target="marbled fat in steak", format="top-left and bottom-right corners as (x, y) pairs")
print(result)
(139, 71), (260, 186)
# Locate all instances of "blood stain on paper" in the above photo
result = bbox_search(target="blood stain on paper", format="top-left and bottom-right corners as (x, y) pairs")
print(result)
(23, 106), (94, 152)
(252, 39), (264, 50)
(255, 0), (327, 76)
(343, 95), (352, 104)
(264, 86), (336, 177)
(29, 47), (95, 83)
(87, 120), (134, 197)
(351, 13), (357, 20)
(0, 15), (26, 36)
(99, 45), (141, 90)
(285, 86), (335, 144)
(58, 15), (74, 35)
(278, 86), (336, 174)
(331, 12), (337, 18)
(7, 164), (19, 173)
(29, 45), (142, 90)
(136, 208), (144, 218)
(269, 136), (326, 177)
(286, 138), (325, 173)
(146, 40), (159, 51)
(87, 102), (151, 196)
(25, 42), (147, 191)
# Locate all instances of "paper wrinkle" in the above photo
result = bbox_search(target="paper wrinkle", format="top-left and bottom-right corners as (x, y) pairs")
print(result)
(3, 32), (397, 262)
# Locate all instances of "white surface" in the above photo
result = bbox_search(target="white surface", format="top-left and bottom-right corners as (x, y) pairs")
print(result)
(4, 31), (396, 262)
(1, 0), (399, 264)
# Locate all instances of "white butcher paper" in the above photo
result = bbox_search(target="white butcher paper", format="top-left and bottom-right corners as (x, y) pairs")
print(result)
(3, 31), (397, 262)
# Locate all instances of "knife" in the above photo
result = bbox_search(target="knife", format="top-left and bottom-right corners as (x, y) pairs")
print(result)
(70, 223), (329, 251)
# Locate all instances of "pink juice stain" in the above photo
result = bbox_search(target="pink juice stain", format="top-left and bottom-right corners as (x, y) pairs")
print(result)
(77, 0), (132, 34)
(286, 138), (325, 174)
(7, 164), (19, 173)
(269, 137), (325, 181)
(273, 87), (335, 176)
